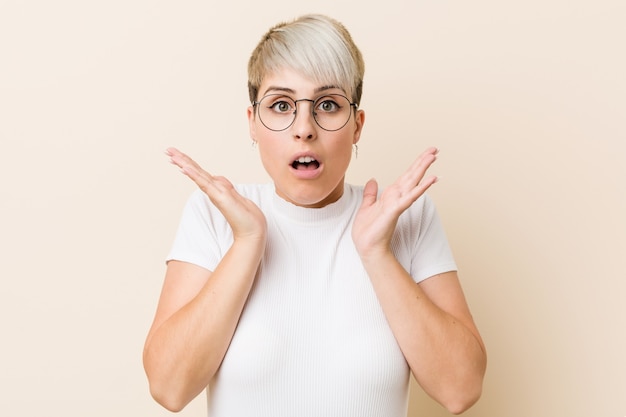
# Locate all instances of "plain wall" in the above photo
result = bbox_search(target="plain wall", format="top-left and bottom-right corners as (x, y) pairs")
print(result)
(1, 1), (624, 416)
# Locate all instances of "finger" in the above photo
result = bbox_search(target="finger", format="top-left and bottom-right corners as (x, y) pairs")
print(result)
(165, 148), (220, 190)
(409, 147), (438, 174)
(361, 178), (379, 207)
(408, 174), (438, 201)
(394, 149), (439, 205)
(165, 147), (187, 161)
(167, 148), (201, 171)
(166, 148), (209, 178)
(401, 147), (438, 187)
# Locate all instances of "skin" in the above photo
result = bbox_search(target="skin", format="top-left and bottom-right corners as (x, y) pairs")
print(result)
(248, 68), (364, 208)
(143, 67), (486, 414)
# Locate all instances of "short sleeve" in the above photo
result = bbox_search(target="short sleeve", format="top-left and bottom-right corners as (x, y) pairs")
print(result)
(166, 189), (232, 272)
(400, 194), (457, 283)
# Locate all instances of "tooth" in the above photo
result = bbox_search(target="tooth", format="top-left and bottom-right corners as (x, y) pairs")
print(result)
(298, 156), (315, 163)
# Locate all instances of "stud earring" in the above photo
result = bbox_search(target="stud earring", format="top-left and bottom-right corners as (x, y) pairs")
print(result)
(251, 140), (257, 148)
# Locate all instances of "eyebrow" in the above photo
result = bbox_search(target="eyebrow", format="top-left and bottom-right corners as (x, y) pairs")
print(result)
(261, 85), (342, 97)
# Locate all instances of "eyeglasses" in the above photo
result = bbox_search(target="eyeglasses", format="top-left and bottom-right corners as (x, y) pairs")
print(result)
(253, 94), (357, 132)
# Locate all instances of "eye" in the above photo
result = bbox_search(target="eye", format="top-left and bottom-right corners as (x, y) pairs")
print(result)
(316, 98), (340, 113)
(269, 100), (294, 113)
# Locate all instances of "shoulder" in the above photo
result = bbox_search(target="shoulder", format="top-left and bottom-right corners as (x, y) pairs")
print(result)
(344, 183), (364, 196)
(404, 193), (437, 220)
(394, 193), (443, 241)
(343, 183), (365, 206)
(233, 183), (274, 203)
(185, 183), (272, 207)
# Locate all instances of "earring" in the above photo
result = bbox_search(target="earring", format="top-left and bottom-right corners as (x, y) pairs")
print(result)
(353, 144), (358, 159)
(252, 140), (257, 148)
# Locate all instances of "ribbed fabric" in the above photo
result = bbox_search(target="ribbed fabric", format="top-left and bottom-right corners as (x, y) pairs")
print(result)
(167, 183), (457, 417)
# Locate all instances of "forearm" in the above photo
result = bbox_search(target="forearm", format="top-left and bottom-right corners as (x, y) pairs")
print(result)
(360, 251), (486, 414)
(143, 238), (264, 411)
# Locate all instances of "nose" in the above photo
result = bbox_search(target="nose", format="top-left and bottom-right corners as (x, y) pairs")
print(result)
(292, 99), (317, 140)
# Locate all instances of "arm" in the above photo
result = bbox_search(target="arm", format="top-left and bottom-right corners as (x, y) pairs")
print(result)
(352, 148), (486, 414)
(143, 148), (267, 412)
(359, 262), (485, 413)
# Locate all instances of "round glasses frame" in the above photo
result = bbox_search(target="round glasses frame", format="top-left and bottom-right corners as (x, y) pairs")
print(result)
(252, 93), (358, 132)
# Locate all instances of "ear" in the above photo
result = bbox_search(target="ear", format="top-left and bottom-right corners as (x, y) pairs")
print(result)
(352, 109), (365, 145)
(247, 106), (257, 141)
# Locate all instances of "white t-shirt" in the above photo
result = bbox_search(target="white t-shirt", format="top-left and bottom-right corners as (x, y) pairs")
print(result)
(167, 183), (457, 417)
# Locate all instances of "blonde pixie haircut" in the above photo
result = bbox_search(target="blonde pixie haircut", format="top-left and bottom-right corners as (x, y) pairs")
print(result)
(248, 14), (365, 106)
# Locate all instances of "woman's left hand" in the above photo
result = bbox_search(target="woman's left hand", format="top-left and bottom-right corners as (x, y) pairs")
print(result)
(352, 147), (439, 257)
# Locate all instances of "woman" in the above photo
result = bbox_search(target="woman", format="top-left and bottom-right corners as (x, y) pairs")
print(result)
(143, 14), (486, 417)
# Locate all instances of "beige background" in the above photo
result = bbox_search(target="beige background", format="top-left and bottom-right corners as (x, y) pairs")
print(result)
(1, 0), (624, 416)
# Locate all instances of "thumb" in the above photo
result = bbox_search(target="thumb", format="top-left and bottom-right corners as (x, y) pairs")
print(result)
(361, 178), (378, 207)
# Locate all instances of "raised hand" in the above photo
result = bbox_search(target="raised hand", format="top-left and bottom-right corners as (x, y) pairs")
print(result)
(352, 147), (439, 257)
(166, 147), (267, 242)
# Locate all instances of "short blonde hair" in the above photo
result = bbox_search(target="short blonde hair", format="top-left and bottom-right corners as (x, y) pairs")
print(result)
(247, 14), (365, 105)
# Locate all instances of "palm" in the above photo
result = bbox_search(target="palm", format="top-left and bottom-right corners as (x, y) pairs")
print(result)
(166, 148), (267, 241)
(352, 147), (439, 256)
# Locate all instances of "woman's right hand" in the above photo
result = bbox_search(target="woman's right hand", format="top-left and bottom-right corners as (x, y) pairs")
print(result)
(144, 150), (266, 410)
(166, 147), (267, 242)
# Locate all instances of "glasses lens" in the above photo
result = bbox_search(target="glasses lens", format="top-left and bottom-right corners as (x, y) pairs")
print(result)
(257, 94), (353, 131)
(312, 95), (352, 131)
(257, 95), (297, 131)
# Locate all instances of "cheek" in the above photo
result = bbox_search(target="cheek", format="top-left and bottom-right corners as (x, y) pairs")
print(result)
(256, 138), (284, 169)
(334, 136), (356, 157)
(325, 142), (354, 171)
(256, 149), (278, 180)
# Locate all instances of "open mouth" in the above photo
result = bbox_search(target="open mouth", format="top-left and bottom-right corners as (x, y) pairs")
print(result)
(291, 156), (320, 170)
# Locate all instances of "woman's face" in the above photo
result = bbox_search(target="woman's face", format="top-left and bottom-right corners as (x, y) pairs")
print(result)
(247, 68), (365, 208)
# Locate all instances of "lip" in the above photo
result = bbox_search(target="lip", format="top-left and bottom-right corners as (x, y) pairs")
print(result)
(289, 151), (323, 179)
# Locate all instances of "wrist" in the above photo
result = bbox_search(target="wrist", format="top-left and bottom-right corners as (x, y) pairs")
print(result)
(232, 234), (266, 261)
(357, 245), (395, 267)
